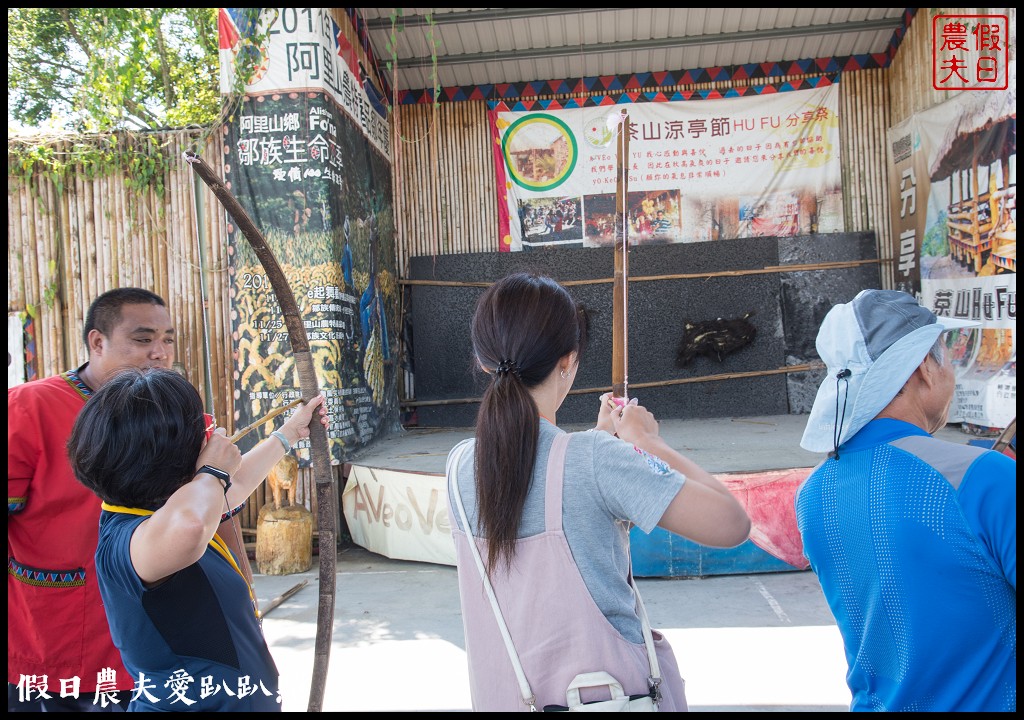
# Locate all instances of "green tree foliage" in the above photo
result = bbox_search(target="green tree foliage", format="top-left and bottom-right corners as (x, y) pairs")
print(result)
(921, 210), (950, 257)
(8, 8), (220, 132)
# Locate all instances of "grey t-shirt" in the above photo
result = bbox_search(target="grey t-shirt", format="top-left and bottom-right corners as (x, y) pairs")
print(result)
(449, 419), (685, 642)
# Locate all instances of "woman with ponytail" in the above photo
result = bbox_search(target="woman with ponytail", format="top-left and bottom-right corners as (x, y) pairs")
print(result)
(446, 272), (751, 712)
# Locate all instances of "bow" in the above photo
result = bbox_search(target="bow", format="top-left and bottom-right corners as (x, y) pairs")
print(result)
(183, 151), (336, 712)
(991, 417), (1016, 455)
(612, 110), (631, 402)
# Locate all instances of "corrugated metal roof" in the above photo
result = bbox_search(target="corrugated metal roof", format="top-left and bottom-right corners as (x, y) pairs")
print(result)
(354, 8), (908, 93)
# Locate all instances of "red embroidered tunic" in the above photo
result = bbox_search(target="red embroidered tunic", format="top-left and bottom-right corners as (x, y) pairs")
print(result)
(8, 369), (133, 693)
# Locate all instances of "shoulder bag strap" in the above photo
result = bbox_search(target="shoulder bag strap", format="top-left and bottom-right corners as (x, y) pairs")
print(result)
(630, 572), (662, 702)
(448, 440), (538, 711)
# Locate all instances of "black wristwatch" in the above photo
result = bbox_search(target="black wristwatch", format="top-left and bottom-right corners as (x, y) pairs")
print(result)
(195, 465), (231, 493)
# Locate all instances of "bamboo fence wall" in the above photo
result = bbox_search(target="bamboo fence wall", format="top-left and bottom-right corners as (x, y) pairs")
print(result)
(6, 129), (332, 534)
(8, 131), (231, 410)
(391, 99), (498, 272)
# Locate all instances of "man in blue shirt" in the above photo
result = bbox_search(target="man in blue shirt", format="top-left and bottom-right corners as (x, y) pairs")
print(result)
(652, 209), (673, 238)
(795, 289), (1015, 712)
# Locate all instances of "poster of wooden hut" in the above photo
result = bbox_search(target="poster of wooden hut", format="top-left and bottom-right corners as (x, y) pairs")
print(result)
(896, 87), (1017, 431)
(929, 89), (1016, 275)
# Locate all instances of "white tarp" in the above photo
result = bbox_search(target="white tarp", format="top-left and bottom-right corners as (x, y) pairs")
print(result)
(342, 465), (455, 566)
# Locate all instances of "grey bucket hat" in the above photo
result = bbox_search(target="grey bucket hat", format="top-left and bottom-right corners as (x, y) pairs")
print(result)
(801, 289), (979, 453)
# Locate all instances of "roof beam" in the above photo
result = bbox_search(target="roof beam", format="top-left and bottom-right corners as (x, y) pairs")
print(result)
(364, 8), (622, 30)
(392, 17), (903, 70)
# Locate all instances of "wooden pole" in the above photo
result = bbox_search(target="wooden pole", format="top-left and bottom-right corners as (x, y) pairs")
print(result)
(397, 363), (825, 408)
(612, 109), (631, 400)
(397, 259), (882, 289)
(183, 151), (335, 713)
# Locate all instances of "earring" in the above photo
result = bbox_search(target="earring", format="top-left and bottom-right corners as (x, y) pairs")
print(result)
(560, 369), (568, 380)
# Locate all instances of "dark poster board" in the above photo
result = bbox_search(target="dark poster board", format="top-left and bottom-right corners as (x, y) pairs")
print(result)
(225, 91), (400, 463)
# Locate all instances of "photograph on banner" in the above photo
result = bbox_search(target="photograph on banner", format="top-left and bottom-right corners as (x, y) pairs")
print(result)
(519, 196), (584, 249)
(580, 190), (683, 247)
(887, 87), (1016, 430)
(494, 82), (845, 251)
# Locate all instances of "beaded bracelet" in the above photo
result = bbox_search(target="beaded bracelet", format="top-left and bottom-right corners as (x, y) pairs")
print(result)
(219, 502), (246, 523)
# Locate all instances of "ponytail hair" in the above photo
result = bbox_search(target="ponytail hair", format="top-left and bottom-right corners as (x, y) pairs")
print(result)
(470, 273), (588, 573)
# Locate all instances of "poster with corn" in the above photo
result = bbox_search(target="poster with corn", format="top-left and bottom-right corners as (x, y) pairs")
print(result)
(218, 8), (400, 464)
(223, 90), (400, 465)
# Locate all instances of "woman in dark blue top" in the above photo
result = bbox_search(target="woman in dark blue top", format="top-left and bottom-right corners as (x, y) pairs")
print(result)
(67, 368), (324, 711)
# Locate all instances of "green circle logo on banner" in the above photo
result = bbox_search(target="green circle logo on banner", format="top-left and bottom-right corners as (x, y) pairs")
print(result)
(502, 114), (578, 192)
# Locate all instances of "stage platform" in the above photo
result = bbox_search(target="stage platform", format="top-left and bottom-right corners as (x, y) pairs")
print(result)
(341, 414), (977, 577)
(349, 413), (829, 476)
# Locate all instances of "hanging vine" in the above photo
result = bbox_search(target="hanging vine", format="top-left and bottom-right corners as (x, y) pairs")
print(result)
(386, 9), (440, 144)
(8, 131), (186, 319)
(8, 132), (171, 202)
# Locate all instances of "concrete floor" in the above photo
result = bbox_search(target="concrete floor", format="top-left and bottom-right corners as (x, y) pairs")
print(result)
(256, 547), (851, 712)
(253, 415), (983, 712)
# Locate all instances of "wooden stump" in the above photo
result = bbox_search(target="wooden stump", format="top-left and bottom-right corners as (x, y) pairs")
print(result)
(255, 503), (313, 575)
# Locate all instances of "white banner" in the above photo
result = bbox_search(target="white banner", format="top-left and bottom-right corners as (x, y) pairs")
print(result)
(496, 83), (844, 250)
(342, 466), (455, 566)
(219, 8), (390, 157)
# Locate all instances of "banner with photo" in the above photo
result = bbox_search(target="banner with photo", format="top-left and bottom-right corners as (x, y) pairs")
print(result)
(492, 82), (844, 251)
(886, 88), (1016, 430)
(219, 8), (400, 464)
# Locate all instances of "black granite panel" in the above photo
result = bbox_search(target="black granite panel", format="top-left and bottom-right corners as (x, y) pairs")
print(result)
(626, 374), (790, 422)
(417, 402), (479, 429)
(410, 246), (613, 283)
(410, 232), (877, 426)
(628, 235), (779, 276)
(778, 233), (881, 413)
(409, 284), (486, 398)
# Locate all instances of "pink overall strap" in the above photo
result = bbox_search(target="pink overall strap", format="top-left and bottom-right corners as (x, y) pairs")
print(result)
(544, 432), (571, 532)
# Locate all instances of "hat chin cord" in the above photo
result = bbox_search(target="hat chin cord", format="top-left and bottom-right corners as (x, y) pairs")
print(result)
(830, 369), (853, 459)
